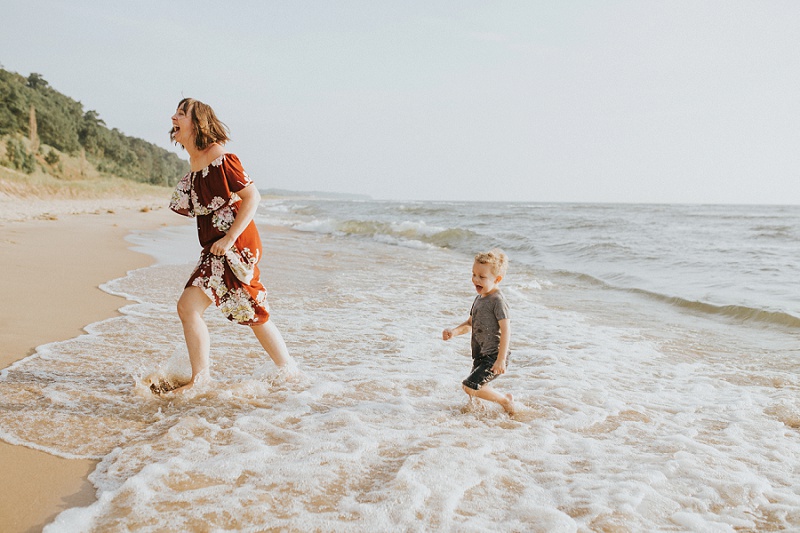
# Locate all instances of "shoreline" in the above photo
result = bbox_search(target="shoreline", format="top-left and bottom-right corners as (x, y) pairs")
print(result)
(0, 197), (187, 532)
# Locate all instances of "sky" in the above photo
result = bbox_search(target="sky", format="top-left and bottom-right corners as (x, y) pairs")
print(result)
(1, 1), (799, 204)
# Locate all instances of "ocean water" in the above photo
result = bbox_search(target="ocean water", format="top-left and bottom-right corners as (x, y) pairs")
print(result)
(1, 200), (799, 532)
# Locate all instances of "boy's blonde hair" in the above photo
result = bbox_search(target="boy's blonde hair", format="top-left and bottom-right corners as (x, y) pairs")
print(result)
(474, 248), (508, 277)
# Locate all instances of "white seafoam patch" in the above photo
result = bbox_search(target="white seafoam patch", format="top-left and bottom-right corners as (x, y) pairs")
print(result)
(0, 223), (797, 531)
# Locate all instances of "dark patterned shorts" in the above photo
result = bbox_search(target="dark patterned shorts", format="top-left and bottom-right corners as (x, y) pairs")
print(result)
(462, 354), (509, 391)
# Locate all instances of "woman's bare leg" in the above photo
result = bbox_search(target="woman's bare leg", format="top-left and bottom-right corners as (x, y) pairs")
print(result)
(251, 319), (291, 367)
(173, 286), (213, 393)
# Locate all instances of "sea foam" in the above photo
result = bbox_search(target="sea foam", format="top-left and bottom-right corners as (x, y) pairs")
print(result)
(0, 202), (797, 531)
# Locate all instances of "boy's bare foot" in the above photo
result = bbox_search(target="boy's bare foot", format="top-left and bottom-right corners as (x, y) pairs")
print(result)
(501, 393), (515, 416)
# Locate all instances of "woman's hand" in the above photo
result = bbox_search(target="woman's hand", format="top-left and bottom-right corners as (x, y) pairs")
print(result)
(208, 184), (260, 257)
(210, 234), (235, 256)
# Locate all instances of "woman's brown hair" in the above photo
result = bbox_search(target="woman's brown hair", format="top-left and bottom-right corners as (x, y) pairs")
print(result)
(170, 98), (231, 150)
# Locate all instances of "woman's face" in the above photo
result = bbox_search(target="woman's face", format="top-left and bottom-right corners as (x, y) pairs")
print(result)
(171, 105), (194, 147)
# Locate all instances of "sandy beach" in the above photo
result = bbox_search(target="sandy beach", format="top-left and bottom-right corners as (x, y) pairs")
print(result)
(0, 194), (184, 532)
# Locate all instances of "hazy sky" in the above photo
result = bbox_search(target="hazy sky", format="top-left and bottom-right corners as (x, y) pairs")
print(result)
(2, 1), (799, 203)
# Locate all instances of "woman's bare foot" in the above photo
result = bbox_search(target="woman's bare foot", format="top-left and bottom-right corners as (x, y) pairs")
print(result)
(149, 377), (182, 395)
(168, 381), (196, 395)
(165, 371), (209, 395)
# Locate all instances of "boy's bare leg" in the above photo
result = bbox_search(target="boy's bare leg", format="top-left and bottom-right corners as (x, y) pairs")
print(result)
(463, 385), (515, 415)
(251, 320), (291, 367)
(172, 286), (212, 394)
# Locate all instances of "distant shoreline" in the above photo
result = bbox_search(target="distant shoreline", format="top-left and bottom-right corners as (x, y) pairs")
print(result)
(260, 187), (371, 201)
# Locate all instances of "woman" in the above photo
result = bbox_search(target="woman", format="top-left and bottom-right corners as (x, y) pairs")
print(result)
(167, 97), (292, 394)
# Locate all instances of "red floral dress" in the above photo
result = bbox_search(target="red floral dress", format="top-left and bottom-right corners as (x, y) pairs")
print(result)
(169, 153), (270, 325)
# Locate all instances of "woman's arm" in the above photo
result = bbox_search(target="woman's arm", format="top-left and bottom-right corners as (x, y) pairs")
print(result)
(209, 183), (261, 256)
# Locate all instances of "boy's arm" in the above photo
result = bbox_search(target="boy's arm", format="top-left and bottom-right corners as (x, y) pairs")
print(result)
(442, 316), (472, 341)
(491, 319), (511, 374)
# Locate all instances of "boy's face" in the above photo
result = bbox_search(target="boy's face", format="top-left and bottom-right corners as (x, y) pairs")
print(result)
(472, 261), (502, 296)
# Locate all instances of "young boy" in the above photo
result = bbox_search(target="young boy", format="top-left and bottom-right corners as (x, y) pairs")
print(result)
(442, 249), (514, 415)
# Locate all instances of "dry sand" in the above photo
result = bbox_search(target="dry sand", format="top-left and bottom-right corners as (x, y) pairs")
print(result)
(0, 194), (189, 532)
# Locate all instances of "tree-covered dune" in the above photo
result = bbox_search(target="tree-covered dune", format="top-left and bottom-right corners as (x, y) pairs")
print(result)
(0, 68), (185, 187)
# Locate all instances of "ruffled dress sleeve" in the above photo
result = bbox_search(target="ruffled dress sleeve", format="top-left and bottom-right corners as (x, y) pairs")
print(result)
(169, 171), (195, 217)
(169, 154), (254, 217)
(218, 153), (253, 193)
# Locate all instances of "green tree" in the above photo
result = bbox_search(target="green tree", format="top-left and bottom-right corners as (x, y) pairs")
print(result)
(44, 148), (60, 166)
(26, 73), (48, 90)
(79, 109), (106, 154)
(4, 137), (36, 173)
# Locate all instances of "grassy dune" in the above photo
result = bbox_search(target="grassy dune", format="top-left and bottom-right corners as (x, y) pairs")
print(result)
(0, 134), (175, 200)
(0, 135), (177, 223)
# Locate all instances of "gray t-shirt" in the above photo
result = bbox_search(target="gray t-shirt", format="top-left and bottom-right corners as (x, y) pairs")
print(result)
(470, 290), (510, 359)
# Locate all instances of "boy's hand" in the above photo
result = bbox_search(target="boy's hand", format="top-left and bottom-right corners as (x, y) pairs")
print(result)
(491, 358), (506, 375)
(442, 329), (453, 341)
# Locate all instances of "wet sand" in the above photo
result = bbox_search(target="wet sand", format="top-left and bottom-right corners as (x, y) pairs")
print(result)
(0, 197), (187, 532)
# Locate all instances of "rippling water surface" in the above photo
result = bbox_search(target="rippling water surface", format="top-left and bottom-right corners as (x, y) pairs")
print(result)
(1, 201), (799, 532)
